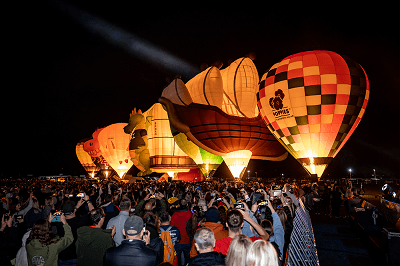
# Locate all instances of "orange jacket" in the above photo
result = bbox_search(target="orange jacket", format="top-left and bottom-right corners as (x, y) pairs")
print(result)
(190, 222), (228, 257)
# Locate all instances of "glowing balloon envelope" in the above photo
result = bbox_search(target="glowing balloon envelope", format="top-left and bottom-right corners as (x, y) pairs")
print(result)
(98, 123), (133, 178)
(257, 50), (370, 177)
(173, 130), (223, 178)
(76, 139), (100, 177)
(220, 57), (259, 118)
(147, 103), (197, 174)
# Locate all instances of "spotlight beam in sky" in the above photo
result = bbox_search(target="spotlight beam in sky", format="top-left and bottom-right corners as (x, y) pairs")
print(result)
(44, 0), (199, 78)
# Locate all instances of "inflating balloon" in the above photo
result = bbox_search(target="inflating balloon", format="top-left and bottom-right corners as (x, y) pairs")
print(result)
(98, 123), (133, 178)
(257, 50), (370, 177)
(83, 128), (113, 178)
(124, 108), (152, 176)
(76, 139), (100, 177)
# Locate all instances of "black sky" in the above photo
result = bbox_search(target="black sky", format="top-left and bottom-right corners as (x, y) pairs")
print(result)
(4, 2), (399, 179)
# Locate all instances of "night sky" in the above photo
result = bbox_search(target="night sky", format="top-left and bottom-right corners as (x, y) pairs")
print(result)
(4, 2), (399, 179)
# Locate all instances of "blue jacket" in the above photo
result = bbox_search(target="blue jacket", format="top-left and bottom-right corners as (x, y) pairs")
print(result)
(268, 212), (285, 258)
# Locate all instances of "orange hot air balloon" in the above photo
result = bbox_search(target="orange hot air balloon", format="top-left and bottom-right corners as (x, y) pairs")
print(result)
(98, 123), (133, 178)
(257, 50), (370, 177)
(76, 139), (100, 177)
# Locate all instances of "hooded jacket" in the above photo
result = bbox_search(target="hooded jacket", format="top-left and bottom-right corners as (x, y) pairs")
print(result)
(76, 226), (115, 266)
(26, 224), (73, 266)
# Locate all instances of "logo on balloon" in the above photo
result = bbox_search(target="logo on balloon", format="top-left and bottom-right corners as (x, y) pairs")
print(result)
(269, 89), (285, 110)
(269, 89), (292, 120)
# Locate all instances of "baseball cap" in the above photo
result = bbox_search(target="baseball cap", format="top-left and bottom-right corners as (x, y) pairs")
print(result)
(124, 215), (144, 236)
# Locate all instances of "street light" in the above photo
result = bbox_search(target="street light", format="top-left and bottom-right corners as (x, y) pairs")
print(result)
(247, 170), (250, 179)
(349, 168), (352, 179)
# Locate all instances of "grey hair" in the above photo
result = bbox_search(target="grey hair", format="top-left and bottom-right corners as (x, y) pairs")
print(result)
(194, 227), (215, 250)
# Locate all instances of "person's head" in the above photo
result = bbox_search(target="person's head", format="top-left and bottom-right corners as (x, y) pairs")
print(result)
(123, 215), (144, 239)
(205, 207), (221, 223)
(143, 212), (160, 233)
(159, 211), (171, 225)
(89, 208), (105, 227)
(193, 227), (215, 253)
(62, 201), (76, 217)
(275, 208), (287, 232)
(226, 234), (252, 266)
(144, 201), (154, 211)
(45, 196), (54, 207)
(179, 198), (188, 209)
(226, 209), (244, 233)
(27, 218), (56, 246)
(31, 198), (41, 212)
(260, 219), (274, 237)
(246, 239), (279, 266)
(119, 198), (131, 212)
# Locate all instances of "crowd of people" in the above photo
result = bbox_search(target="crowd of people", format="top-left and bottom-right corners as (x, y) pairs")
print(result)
(0, 177), (368, 266)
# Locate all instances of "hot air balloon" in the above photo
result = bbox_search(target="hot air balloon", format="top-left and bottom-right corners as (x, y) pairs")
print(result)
(146, 103), (198, 177)
(160, 55), (287, 180)
(123, 108), (152, 177)
(172, 129), (223, 178)
(98, 123), (133, 179)
(76, 139), (100, 178)
(257, 50), (370, 177)
(83, 128), (113, 178)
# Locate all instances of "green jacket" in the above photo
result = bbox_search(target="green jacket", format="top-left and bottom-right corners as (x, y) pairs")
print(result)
(26, 223), (73, 266)
(76, 226), (115, 266)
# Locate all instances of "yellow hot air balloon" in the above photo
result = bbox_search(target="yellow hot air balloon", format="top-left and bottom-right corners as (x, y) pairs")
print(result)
(257, 50), (370, 177)
(98, 123), (133, 178)
(147, 103), (197, 176)
(76, 139), (100, 177)
(220, 56), (259, 118)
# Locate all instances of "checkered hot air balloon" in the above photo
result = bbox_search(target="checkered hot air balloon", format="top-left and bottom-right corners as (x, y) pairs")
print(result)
(257, 50), (370, 177)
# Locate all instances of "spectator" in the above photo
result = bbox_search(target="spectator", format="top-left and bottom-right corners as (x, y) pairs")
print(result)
(100, 194), (120, 229)
(76, 208), (116, 266)
(246, 239), (279, 266)
(26, 214), (73, 266)
(159, 210), (181, 246)
(225, 234), (252, 266)
(143, 212), (164, 265)
(190, 206), (228, 257)
(106, 198), (131, 246)
(104, 215), (156, 266)
(43, 196), (55, 218)
(24, 198), (45, 229)
(214, 209), (269, 255)
(171, 198), (192, 266)
(188, 227), (225, 266)
(0, 213), (19, 266)
(56, 196), (94, 266)
(136, 192), (167, 218)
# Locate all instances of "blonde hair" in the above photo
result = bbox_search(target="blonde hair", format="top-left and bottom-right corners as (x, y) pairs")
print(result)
(226, 234), (252, 266)
(246, 239), (279, 266)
